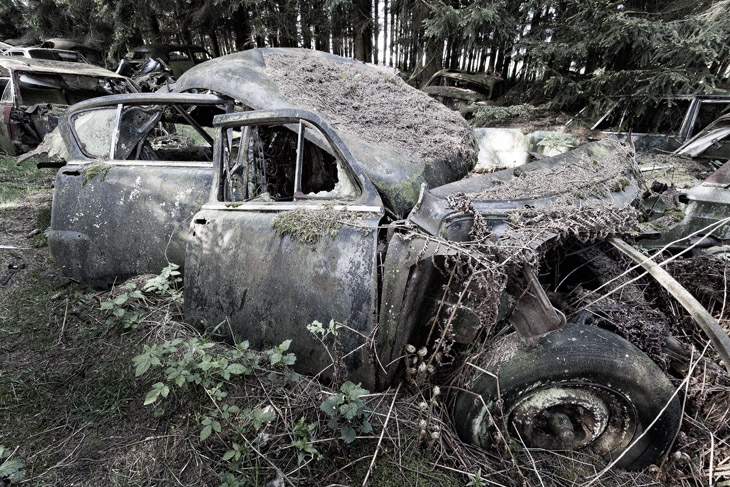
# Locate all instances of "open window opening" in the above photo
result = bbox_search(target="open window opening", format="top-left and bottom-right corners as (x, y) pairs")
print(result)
(594, 98), (691, 134)
(70, 100), (231, 161)
(17, 73), (128, 107)
(220, 120), (360, 203)
(692, 100), (730, 136)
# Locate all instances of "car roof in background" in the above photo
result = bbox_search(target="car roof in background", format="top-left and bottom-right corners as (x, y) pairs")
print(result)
(0, 56), (125, 78)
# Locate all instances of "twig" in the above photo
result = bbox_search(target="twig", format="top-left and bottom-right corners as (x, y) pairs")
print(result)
(512, 426), (545, 487)
(362, 383), (401, 487)
(56, 299), (69, 345)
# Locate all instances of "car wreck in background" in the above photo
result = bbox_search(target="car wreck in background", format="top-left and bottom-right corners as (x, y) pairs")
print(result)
(422, 69), (503, 112)
(584, 94), (730, 153)
(3, 47), (90, 64)
(121, 44), (213, 79)
(0, 56), (133, 155)
(40, 38), (106, 67)
(50, 48), (703, 470)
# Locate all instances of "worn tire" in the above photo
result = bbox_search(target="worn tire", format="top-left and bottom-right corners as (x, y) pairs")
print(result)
(454, 323), (681, 470)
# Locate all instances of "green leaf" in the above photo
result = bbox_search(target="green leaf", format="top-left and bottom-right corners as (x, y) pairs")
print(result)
(282, 353), (296, 366)
(113, 308), (126, 318)
(144, 388), (161, 406)
(113, 294), (129, 305)
(212, 420), (222, 433)
(133, 355), (151, 376)
(200, 424), (212, 442)
(227, 363), (248, 375)
(320, 396), (339, 416)
(128, 290), (143, 299)
(361, 421), (373, 434)
(279, 339), (291, 352)
(100, 301), (114, 310)
(222, 449), (236, 462)
(0, 458), (24, 478)
(340, 402), (359, 421)
(341, 381), (368, 399)
(340, 426), (357, 444)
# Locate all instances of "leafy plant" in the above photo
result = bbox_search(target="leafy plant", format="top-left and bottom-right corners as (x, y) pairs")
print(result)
(143, 263), (183, 304)
(290, 417), (320, 465)
(320, 381), (372, 443)
(467, 468), (486, 487)
(100, 282), (144, 329)
(0, 445), (25, 484)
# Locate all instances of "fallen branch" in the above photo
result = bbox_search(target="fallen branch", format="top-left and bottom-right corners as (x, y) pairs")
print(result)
(609, 237), (730, 373)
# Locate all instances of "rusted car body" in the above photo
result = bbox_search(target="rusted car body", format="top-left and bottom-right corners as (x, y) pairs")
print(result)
(422, 69), (503, 111)
(50, 48), (683, 469)
(125, 44), (213, 79)
(586, 94), (730, 153)
(40, 38), (106, 67)
(0, 57), (134, 155)
(3, 47), (90, 64)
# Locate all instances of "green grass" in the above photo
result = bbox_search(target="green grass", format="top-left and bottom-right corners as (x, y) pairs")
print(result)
(0, 155), (55, 208)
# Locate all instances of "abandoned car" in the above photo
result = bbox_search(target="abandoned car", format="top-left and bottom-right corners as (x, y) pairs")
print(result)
(50, 48), (687, 469)
(3, 47), (90, 64)
(0, 56), (134, 155)
(39, 38), (106, 67)
(421, 69), (503, 112)
(582, 94), (730, 153)
(122, 44), (214, 79)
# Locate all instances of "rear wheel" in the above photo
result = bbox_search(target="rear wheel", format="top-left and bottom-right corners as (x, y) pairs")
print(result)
(454, 323), (681, 469)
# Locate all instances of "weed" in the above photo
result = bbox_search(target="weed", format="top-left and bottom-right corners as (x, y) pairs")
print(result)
(0, 445), (25, 483)
(320, 381), (372, 443)
(467, 468), (486, 487)
(536, 132), (578, 152)
(100, 282), (145, 329)
(143, 262), (183, 304)
(271, 206), (347, 245)
(290, 418), (320, 464)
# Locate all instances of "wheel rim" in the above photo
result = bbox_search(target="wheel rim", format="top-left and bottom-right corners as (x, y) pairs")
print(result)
(508, 383), (638, 456)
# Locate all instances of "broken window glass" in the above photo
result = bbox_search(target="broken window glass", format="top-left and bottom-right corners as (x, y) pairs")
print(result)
(221, 121), (359, 203)
(71, 108), (116, 158)
(0, 78), (10, 103)
(192, 50), (211, 63)
(71, 101), (226, 161)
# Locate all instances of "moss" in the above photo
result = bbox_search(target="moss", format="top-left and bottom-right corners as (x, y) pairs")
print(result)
(225, 202), (243, 208)
(663, 206), (686, 222)
(611, 177), (631, 192)
(272, 206), (353, 245)
(83, 162), (110, 186)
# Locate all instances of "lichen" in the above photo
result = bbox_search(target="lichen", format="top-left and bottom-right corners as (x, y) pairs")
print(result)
(82, 162), (110, 186)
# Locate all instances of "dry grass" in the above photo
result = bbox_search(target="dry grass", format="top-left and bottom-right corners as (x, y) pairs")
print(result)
(1, 155), (729, 487)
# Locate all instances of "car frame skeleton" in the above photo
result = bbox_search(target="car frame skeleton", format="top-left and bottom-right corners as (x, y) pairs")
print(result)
(0, 56), (134, 155)
(50, 48), (693, 470)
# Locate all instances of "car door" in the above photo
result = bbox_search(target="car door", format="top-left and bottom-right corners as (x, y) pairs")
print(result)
(0, 73), (14, 154)
(49, 93), (233, 286)
(184, 109), (386, 387)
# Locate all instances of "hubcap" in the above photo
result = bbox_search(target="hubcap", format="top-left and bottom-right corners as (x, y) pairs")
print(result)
(508, 384), (637, 455)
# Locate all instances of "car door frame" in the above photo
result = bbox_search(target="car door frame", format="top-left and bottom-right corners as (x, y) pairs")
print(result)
(184, 108), (388, 387)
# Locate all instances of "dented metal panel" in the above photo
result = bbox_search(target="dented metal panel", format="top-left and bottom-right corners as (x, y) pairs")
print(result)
(49, 163), (212, 287)
(185, 209), (382, 387)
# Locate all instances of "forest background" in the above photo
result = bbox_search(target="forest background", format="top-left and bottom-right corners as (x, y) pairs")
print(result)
(1, 0), (730, 114)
